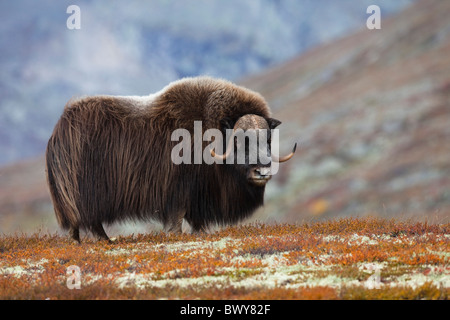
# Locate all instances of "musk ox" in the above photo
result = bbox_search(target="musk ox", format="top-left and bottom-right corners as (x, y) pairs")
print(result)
(46, 76), (296, 243)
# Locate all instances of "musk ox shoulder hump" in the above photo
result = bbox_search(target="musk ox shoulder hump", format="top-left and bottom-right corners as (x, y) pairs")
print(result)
(151, 76), (272, 128)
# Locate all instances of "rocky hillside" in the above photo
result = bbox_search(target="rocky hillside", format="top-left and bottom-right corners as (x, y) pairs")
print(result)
(243, 0), (450, 223)
(0, 0), (449, 234)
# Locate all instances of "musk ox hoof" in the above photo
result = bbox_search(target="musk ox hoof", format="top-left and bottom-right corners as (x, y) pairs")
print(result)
(69, 227), (81, 244)
(69, 237), (81, 245)
(97, 236), (116, 244)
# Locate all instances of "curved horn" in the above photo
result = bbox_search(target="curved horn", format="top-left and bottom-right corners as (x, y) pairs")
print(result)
(272, 143), (297, 163)
(210, 131), (236, 161)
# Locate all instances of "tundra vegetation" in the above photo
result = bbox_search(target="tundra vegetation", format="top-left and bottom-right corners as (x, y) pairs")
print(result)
(0, 217), (448, 299)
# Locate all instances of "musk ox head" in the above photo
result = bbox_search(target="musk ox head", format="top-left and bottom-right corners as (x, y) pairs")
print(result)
(212, 114), (297, 187)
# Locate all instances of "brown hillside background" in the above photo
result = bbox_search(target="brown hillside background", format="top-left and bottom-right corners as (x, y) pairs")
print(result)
(0, 0), (449, 235)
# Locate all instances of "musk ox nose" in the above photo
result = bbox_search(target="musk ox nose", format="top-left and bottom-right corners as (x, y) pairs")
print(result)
(249, 167), (272, 186)
(254, 167), (271, 178)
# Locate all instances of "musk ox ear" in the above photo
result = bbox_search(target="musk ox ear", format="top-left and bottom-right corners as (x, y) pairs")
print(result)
(266, 118), (282, 129)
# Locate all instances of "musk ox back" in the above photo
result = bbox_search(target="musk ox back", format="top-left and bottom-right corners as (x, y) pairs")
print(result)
(46, 77), (295, 243)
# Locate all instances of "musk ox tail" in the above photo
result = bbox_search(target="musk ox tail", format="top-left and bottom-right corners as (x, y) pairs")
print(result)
(45, 107), (82, 235)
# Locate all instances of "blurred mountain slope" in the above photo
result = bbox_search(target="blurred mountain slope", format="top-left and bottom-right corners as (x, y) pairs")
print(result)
(1, 0), (449, 234)
(243, 0), (450, 223)
(0, 156), (54, 233)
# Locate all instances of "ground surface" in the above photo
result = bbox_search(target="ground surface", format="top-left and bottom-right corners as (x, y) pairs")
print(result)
(0, 218), (448, 300)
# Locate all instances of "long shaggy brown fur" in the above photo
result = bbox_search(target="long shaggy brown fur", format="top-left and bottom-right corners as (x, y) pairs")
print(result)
(46, 77), (272, 242)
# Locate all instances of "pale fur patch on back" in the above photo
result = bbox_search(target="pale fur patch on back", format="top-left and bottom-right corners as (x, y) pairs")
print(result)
(113, 91), (162, 109)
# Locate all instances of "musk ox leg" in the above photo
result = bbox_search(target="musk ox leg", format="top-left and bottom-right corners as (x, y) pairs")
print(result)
(191, 226), (209, 234)
(69, 226), (81, 244)
(189, 221), (210, 234)
(164, 210), (185, 234)
(92, 223), (113, 243)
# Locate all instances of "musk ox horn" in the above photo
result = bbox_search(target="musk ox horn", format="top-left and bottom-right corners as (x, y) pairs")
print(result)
(272, 142), (297, 163)
(210, 131), (236, 161)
